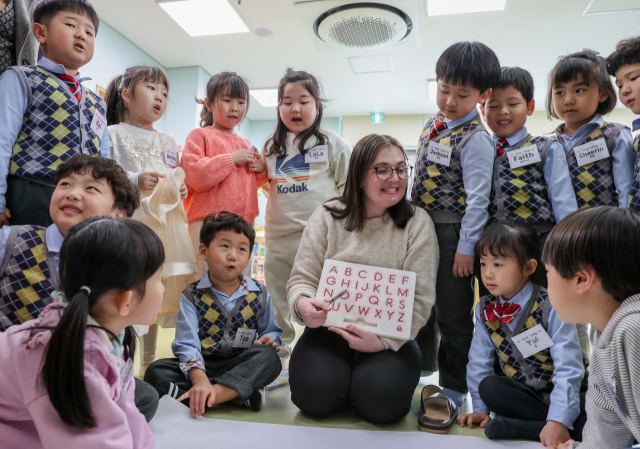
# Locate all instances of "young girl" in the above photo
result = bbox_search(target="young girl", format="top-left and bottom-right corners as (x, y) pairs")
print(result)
(106, 65), (197, 375)
(458, 222), (586, 447)
(180, 71), (266, 278)
(262, 69), (351, 359)
(547, 50), (635, 354)
(0, 217), (164, 448)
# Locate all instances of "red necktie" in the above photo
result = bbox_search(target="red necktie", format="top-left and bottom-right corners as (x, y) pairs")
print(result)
(428, 120), (447, 141)
(482, 302), (521, 324)
(496, 137), (508, 157)
(57, 74), (82, 102)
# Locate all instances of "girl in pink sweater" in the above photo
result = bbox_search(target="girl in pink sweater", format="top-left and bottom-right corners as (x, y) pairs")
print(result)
(0, 217), (165, 449)
(181, 72), (267, 278)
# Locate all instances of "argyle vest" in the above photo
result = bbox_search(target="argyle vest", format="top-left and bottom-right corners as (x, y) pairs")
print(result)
(412, 113), (486, 214)
(555, 122), (626, 209)
(184, 279), (267, 356)
(8, 66), (105, 185)
(628, 134), (640, 212)
(0, 225), (59, 331)
(489, 135), (556, 227)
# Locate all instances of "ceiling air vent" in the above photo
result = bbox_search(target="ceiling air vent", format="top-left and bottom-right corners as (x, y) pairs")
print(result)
(295, 0), (420, 53)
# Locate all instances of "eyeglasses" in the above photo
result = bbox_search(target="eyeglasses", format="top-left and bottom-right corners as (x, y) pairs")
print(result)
(371, 165), (413, 180)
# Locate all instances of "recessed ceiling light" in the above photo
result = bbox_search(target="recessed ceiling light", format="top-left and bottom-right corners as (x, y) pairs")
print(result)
(158, 0), (249, 37)
(250, 89), (278, 107)
(428, 79), (437, 100)
(426, 0), (506, 16)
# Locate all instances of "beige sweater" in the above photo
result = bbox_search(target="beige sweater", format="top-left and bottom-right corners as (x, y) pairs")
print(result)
(287, 201), (439, 351)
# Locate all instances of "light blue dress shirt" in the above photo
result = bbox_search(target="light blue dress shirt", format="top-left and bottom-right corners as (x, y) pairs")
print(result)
(555, 114), (634, 208)
(0, 57), (110, 212)
(0, 223), (64, 269)
(492, 127), (578, 222)
(172, 273), (283, 375)
(436, 109), (495, 255)
(467, 282), (585, 429)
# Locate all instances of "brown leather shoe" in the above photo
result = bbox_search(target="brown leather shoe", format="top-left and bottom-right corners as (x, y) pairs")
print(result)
(418, 385), (459, 434)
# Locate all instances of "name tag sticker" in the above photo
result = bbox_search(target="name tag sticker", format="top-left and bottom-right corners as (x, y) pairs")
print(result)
(512, 324), (554, 359)
(232, 328), (256, 349)
(574, 138), (609, 166)
(164, 147), (179, 167)
(120, 358), (134, 402)
(249, 145), (257, 153)
(426, 141), (453, 167)
(507, 144), (541, 169)
(305, 145), (328, 163)
(90, 110), (107, 136)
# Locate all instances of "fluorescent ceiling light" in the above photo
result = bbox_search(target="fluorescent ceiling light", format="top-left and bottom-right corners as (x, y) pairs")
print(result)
(250, 89), (278, 107)
(159, 0), (249, 37)
(427, 0), (506, 16)
(428, 79), (437, 101)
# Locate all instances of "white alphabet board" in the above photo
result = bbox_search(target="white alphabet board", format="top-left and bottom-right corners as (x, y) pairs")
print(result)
(317, 260), (415, 340)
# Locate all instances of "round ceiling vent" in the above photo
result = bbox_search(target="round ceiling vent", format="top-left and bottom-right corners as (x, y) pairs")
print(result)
(313, 3), (412, 50)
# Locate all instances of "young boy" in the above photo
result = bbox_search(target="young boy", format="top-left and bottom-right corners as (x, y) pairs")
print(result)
(607, 37), (640, 212)
(411, 41), (500, 407)
(542, 207), (640, 449)
(0, 0), (109, 228)
(144, 212), (282, 417)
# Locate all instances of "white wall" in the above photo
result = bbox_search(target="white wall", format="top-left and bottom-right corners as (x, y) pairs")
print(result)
(342, 114), (424, 149)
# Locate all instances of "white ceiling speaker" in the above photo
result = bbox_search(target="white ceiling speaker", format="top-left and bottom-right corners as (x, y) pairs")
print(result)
(295, 0), (420, 53)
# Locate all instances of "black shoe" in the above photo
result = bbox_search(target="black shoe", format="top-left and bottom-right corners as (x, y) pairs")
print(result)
(157, 380), (190, 407)
(244, 390), (262, 411)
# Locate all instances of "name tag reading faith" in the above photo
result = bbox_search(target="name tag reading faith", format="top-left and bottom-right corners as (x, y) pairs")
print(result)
(164, 147), (179, 167)
(233, 328), (256, 349)
(574, 138), (609, 166)
(90, 110), (107, 136)
(426, 141), (452, 167)
(507, 144), (541, 169)
(305, 145), (328, 163)
(512, 324), (554, 359)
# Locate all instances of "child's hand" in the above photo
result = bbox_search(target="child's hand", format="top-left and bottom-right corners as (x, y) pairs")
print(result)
(138, 171), (164, 191)
(540, 421), (571, 448)
(453, 252), (474, 277)
(179, 182), (188, 200)
(0, 208), (11, 228)
(554, 440), (575, 449)
(297, 297), (331, 328)
(178, 379), (217, 418)
(328, 324), (386, 352)
(231, 148), (255, 166)
(254, 335), (279, 352)
(457, 412), (490, 429)
(250, 153), (265, 173)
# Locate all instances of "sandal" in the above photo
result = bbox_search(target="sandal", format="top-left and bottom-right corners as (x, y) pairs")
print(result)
(418, 385), (459, 434)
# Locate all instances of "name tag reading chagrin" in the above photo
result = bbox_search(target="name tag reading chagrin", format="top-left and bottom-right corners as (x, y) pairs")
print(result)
(573, 138), (609, 166)
(507, 144), (541, 169)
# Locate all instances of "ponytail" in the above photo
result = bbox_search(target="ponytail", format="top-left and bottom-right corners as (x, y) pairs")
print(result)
(196, 97), (214, 128)
(105, 75), (125, 126)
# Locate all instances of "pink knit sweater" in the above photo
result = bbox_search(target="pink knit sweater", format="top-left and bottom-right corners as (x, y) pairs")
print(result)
(181, 127), (268, 224)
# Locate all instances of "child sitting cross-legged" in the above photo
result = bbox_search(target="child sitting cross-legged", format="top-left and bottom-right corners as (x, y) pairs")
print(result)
(458, 222), (587, 448)
(145, 212), (282, 417)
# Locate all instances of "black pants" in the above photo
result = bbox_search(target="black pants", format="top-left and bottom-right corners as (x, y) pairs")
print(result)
(6, 175), (54, 227)
(479, 375), (587, 441)
(134, 378), (159, 422)
(417, 223), (475, 394)
(144, 345), (281, 399)
(289, 326), (421, 424)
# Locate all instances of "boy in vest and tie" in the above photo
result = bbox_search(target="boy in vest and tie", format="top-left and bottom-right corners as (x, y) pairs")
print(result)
(0, 0), (108, 228)
(412, 41), (500, 408)
(144, 212), (282, 418)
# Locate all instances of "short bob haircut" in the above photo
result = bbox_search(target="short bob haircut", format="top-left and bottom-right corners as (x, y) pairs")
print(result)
(33, 0), (100, 34)
(546, 50), (617, 120)
(324, 134), (414, 233)
(542, 207), (640, 303)
(436, 41), (501, 93)
(199, 211), (256, 250)
(493, 67), (535, 104)
(606, 36), (640, 77)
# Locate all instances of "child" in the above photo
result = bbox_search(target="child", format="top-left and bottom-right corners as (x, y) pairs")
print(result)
(542, 207), (640, 449)
(181, 71), (266, 279)
(0, 216), (163, 448)
(607, 37), (640, 212)
(144, 212), (282, 418)
(106, 65), (197, 375)
(458, 222), (586, 448)
(262, 68), (351, 359)
(411, 41), (500, 406)
(0, 0), (109, 228)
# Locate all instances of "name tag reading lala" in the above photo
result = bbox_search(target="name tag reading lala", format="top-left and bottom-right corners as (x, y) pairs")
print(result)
(305, 145), (328, 163)
(507, 144), (541, 169)
(317, 260), (416, 340)
(426, 141), (453, 167)
(573, 138), (609, 166)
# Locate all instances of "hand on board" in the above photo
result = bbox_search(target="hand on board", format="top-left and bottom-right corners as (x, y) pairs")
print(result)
(540, 421), (571, 448)
(254, 335), (279, 352)
(298, 297), (331, 328)
(328, 324), (386, 352)
(453, 252), (474, 277)
(0, 208), (11, 228)
(457, 412), (490, 429)
(179, 373), (216, 418)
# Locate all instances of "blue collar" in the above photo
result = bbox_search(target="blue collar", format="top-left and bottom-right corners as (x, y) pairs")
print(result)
(492, 127), (529, 148)
(45, 224), (64, 255)
(434, 108), (480, 129)
(557, 114), (604, 136)
(37, 57), (91, 83)
(633, 117), (640, 132)
(197, 272), (260, 293)
(498, 281), (534, 307)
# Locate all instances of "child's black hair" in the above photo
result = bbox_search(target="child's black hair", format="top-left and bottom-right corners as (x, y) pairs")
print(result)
(546, 50), (617, 120)
(494, 67), (534, 103)
(55, 155), (140, 217)
(199, 211), (255, 250)
(607, 36), (640, 77)
(542, 206), (640, 302)
(41, 216), (165, 429)
(33, 0), (100, 34)
(435, 41), (501, 93)
(196, 72), (250, 128)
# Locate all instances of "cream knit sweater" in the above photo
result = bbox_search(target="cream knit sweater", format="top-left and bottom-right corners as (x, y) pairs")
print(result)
(287, 201), (439, 351)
